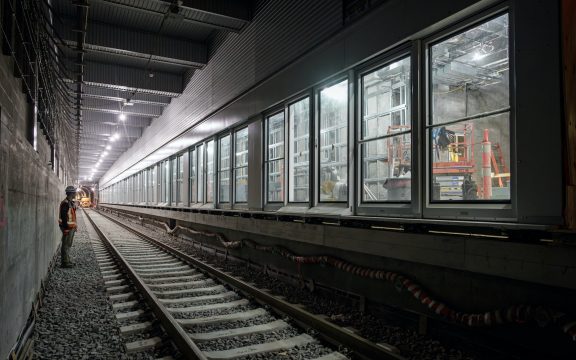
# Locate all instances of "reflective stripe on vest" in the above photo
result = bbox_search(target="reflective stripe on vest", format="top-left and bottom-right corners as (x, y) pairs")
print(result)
(68, 207), (77, 228)
(59, 200), (77, 229)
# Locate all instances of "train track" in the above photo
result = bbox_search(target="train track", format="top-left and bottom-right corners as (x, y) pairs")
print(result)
(83, 208), (404, 360)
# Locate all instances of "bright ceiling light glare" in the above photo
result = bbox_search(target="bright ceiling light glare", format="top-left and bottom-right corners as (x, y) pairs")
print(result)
(119, 113), (126, 121)
(114, 132), (120, 140)
(106, 145), (112, 150)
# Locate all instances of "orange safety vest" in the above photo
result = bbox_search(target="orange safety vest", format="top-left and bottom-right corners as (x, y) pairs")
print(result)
(58, 199), (77, 233)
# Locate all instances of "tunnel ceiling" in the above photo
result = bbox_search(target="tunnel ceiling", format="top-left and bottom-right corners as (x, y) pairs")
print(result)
(52, 0), (251, 184)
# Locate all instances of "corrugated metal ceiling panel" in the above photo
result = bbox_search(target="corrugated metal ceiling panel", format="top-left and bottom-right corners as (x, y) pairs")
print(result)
(100, 0), (342, 186)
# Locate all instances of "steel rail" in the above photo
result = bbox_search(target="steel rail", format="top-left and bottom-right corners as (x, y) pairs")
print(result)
(95, 209), (406, 360)
(83, 209), (207, 360)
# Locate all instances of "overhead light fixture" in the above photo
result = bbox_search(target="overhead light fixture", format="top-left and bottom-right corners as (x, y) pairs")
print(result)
(113, 132), (120, 140)
(119, 113), (126, 121)
(106, 145), (111, 150)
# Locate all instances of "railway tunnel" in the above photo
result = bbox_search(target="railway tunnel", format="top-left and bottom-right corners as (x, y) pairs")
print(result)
(1, 0), (575, 359)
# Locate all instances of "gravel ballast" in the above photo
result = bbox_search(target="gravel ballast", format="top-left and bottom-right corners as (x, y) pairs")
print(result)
(33, 211), (153, 359)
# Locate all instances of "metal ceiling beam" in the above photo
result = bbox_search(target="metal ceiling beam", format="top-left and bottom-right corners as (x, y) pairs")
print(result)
(80, 92), (170, 107)
(65, 79), (181, 98)
(81, 85), (173, 105)
(176, 0), (251, 23)
(80, 128), (142, 138)
(89, 0), (249, 32)
(85, 61), (183, 94)
(57, 20), (207, 68)
(82, 112), (152, 128)
(81, 106), (161, 118)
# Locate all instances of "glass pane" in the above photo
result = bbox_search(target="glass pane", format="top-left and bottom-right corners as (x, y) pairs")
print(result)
(289, 97), (310, 202)
(267, 113), (285, 202)
(430, 14), (511, 202)
(362, 134), (411, 202)
(430, 14), (509, 125)
(234, 128), (249, 203)
(164, 161), (170, 202)
(235, 167), (248, 203)
(319, 80), (348, 202)
(197, 145), (204, 202)
(430, 114), (510, 201)
(171, 158), (177, 203)
(268, 159), (284, 202)
(206, 140), (215, 203)
(219, 135), (231, 203)
(152, 167), (156, 202)
(190, 149), (197, 203)
(362, 57), (411, 140)
(178, 155), (184, 203)
(235, 128), (249, 167)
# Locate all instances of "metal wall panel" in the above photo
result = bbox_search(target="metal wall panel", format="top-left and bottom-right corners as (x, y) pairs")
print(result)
(100, 0), (342, 186)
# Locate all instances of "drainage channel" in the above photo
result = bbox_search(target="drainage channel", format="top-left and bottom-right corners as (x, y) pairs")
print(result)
(84, 208), (404, 360)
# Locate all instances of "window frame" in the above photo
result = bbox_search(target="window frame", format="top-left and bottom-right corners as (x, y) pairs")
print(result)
(218, 133), (232, 207)
(264, 107), (287, 209)
(314, 75), (351, 207)
(422, 6), (516, 221)
(233, 126), (249, 208)
(355, 45), (421, 217)
(286, 92), (313, 206)
(205, 139), (216, 205)
(189, 147), (197, 205)
(171, 156), (178, 206)
(196, 143), (206, 205)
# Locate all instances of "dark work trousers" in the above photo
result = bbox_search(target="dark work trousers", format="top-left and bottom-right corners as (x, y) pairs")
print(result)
(61, 229), (76, 265)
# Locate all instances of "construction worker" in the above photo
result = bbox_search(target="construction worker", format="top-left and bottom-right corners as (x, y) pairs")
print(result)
(59, 186), (77, 268)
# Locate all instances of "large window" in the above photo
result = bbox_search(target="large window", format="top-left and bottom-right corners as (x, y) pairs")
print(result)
(162, 160), (170, 203)
(190, 148), (197, 204)
(171, 157), (177, 204)
(177, 154), (184, 204)
(206, 140), (215, 203)
(429, 14), (510, 202)
(234, 128), (249, 203)
(197, 144), (205, 202)
(151, 166), (157, 203)
(266, 112), (285, 203)
(219, 135), (231, 203)
(288, 97), (310, 203)
(319, 80), (348, 202)
(360, 56), (412, 202)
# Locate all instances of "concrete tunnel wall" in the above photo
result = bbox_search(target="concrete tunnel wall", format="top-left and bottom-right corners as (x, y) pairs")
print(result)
(0, 50), (65, 357)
